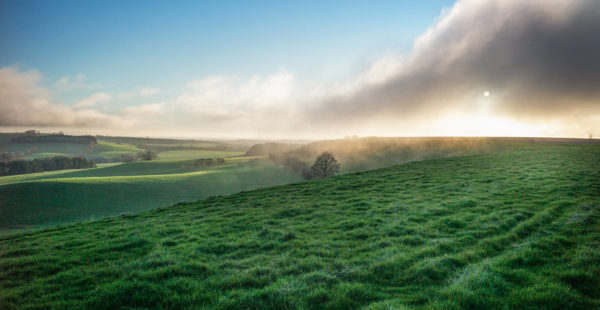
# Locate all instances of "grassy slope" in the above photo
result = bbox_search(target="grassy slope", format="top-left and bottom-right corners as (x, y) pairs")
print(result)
(157, 150), (244, 160)
(87, 141), (143, 159)
(0, 158), (301, 229)
(0, 142), (598, 309)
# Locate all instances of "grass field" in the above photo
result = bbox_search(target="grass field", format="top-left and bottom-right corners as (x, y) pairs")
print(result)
(157, 150), (245, 160)
(0, 158), (301, 229)
(1, 142), (598, 309)
(87, 141), (143, 159)
(1, 133), (245, 162)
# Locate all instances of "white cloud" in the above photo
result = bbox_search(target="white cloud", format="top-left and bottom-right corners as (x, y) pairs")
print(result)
(175, 72), (295, 118)
(0, 67), (122, 127)
(117, 87), (160, 99)
(123, 102), (165, 117)
(138, 87), (159, 97)
(74, 92), (111, 108)
(54, 74), (87, 91)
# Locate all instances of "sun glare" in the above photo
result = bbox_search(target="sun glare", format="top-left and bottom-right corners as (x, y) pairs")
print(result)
(435, 114), (539, 137)
(483, 91), (490, 97)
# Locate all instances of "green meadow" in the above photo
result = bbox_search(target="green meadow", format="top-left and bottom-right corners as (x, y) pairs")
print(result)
(86, 141), (144, 159)
(0, 133), (247, 162)
(158, 150), (245, 160)
(0, 157), (301, 230)
(1, 141), (598, 309)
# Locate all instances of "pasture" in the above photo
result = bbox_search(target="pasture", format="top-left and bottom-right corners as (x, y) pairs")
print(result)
(1, 141), (598, 309)
(0, 157), (301, 230)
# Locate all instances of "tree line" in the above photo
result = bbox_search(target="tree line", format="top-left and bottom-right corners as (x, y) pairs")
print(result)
(11, 131), (98, 144)
(0, 156), (96, 176)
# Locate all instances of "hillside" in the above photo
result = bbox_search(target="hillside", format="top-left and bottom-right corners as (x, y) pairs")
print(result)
(0, 158), (301, 229)
(260, 136), (600, 176)
(0, 132), (246, 163)
(1, 142), (599, 309)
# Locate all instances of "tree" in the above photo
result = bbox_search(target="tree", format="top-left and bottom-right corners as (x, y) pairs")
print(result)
(311, 151), (340, 178)
(137, 149), (157, 161)
(120, 154), (137, 162)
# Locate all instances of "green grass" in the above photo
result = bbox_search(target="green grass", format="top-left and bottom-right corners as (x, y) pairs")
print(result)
(87, 140), (143, 159)
(1, 134), (243, 161)
(143, 142), (221, 148)
(0, 158), (300, 229)
(1, 142), (599, 309)
(157, 150), (244, 160)
(23, 152), (70, 159)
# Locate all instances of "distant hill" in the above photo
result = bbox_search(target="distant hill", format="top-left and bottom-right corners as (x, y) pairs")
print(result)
(10, 133), (97, 144)
(0, 132), (255, 163)
(245, 142), (301, 156)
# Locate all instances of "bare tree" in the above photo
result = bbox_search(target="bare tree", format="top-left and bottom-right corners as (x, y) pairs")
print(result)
(311, 151), (340, 178)
(137, 149), (158, 161)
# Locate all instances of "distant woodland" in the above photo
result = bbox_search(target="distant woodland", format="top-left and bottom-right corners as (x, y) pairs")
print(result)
(10, 130), (98, 144)
(0, 156), (96, 176)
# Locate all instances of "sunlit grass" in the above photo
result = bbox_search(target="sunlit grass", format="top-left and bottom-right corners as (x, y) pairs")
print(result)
(36, 169), (218, 184)
(89, 140), (144, 158)
(157, 150), (244, 160)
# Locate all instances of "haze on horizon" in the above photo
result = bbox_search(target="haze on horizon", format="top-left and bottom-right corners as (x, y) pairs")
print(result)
(1, 0), (599, 140)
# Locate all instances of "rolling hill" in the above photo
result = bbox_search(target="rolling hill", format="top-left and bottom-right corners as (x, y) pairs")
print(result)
(0, 157), (302, 230)
(1, 141), (598, 309)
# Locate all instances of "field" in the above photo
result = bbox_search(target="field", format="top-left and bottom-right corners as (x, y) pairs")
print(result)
(0, 157), (301, 230)
(0, 133), (249, 163)
(157, 150), (244, 160)
(86, 141), (144, 159)
(1, 141), (598, 309)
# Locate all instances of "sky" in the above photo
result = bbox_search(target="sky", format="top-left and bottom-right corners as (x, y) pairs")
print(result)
(1, 0), (599, 139)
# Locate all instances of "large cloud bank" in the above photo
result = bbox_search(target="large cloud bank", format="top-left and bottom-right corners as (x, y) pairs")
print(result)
(310, 0), (600, 134)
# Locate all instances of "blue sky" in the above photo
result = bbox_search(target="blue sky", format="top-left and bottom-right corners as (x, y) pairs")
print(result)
(1, 1), (450, 95)
(1, 0), (597, 139)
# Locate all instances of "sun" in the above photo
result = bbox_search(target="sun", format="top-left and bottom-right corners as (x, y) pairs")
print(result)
(483, 91), (490, 97)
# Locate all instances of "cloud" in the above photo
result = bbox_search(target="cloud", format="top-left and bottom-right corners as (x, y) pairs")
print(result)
(54, 74), (87, 91)
(138, 87), (159, 97)
(175, 72), (295, 120)
(74, 92), (111, 108)
(123, 102), (165, 117)
(117, 87), (160, 99)
(309, 0), (600, 135)
(0, 67), (121, 127)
